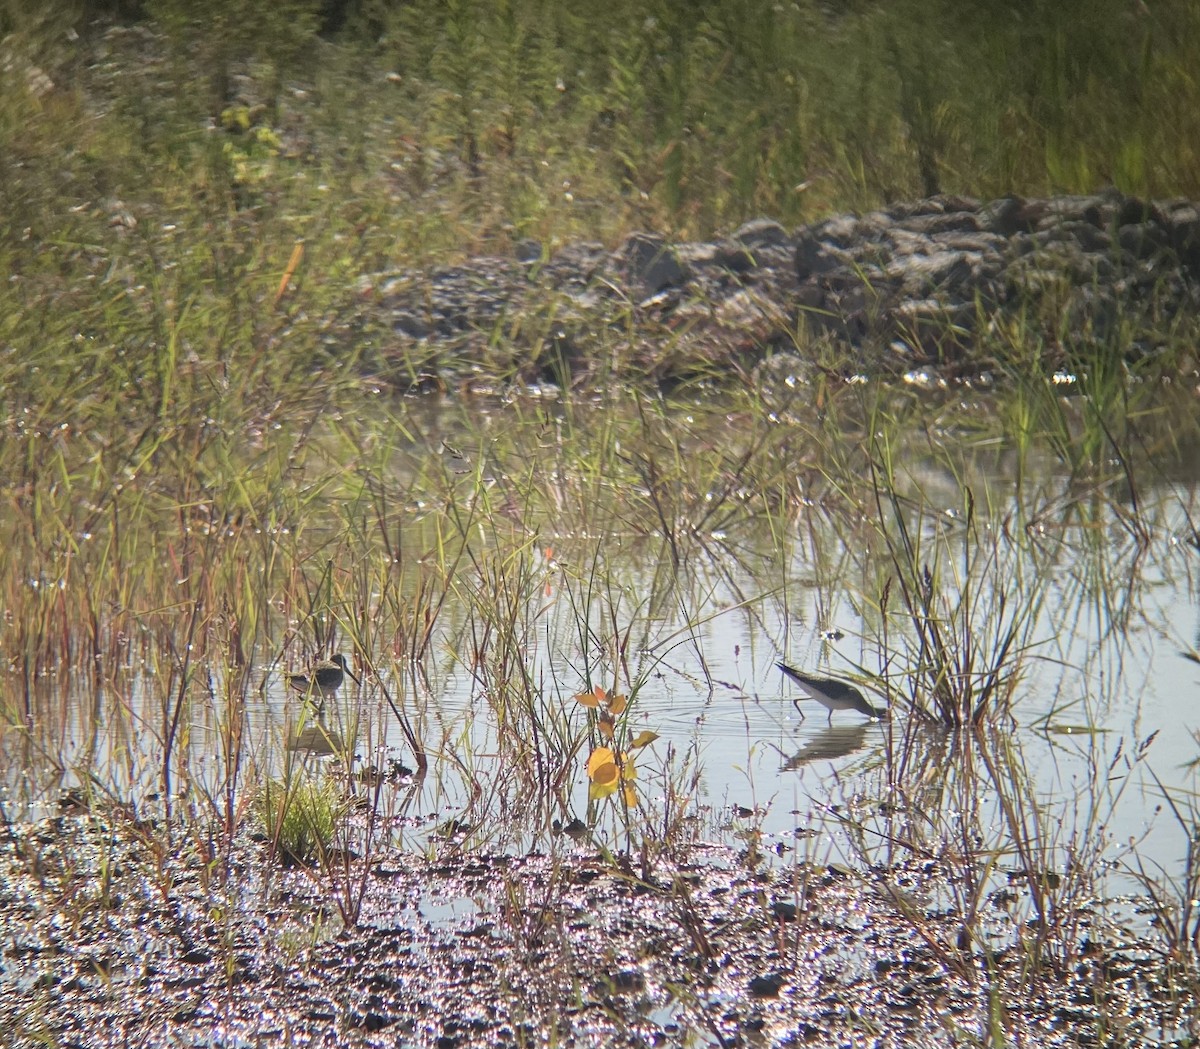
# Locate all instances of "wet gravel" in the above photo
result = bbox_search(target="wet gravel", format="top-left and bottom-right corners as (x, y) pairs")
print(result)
(2, 812), (1196, 1047)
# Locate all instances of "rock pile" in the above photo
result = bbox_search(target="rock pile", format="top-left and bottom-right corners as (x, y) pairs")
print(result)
(358, 191), (1200, 385)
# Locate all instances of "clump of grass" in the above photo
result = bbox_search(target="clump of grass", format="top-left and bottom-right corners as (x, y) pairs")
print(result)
(822, 392), (1049, 729)
(259, 771), (345, 867)
(1124, 770), (1200, 968)
(873, 481), (1043, 727)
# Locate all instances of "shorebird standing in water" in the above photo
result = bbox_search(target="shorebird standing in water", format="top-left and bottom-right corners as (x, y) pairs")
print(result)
(777, 662), (888, 723)
(288, 653), (359, 709)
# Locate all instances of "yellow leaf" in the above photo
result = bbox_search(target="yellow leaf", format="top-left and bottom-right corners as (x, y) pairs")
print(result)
(589, 779), (618, 801)
(586, 746), (614, 775)
(586, 748), (618, 784)
(630, 731), (659, 749)
(608, 692), (627, 715)
(622, 783), (638, 806)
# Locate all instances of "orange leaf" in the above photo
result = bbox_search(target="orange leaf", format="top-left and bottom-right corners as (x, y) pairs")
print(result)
(575, 686), (606, 709)
(274, 241), (304, 306)
(598, 718), (615, 742)
(591, 761), (618, 786)
(608, 693), (627, 716)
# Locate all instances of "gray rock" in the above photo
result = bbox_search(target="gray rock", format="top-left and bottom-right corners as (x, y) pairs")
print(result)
(1006, 232), (1038, 257)
(514, 239), (543, 264)
(615, 232), (686, 298)
(889, 298), (974, 360)
(732, 218), (790, 250)
(358, 192), (1199, 384)
(895, 212), (981, 236)
(1034, 195), (1111, 228)
(885, 228), (933, 257)
(933, 232), (1008, 254)
(1116, 196), (1153, 227)
(1058, 221), (1111, 253)
(885, 251), (975, 296)
(675, 243), (721, 268)
(888, 195), (980, 218)
(978, 197), (1034, 236)
(795, 282), (826, 314)
(1118, 222), (1171, 259)
(795, 230), (840, 280)
(812, 214), (888, 250)
(712, 219), (793, 273)
(1159, 203), (1200, 270)
(542, 242), (608, 294)
(712, 243), (756, 273)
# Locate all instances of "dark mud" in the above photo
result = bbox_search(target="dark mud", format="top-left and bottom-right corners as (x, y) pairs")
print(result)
(3, 811), (1194, 1047)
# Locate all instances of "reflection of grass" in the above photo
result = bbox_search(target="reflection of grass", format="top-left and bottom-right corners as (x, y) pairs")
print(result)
(826, 714), (1158, 989)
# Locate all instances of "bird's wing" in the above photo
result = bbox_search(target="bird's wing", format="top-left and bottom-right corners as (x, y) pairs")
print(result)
(777, 662), (854, 701)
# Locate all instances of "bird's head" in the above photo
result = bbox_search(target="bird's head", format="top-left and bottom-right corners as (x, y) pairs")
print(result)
(332, 653), (361, 683)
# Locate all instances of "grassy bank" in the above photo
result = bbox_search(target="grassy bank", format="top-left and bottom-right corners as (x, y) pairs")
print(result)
(8, 0), (1200, 243)
(2, 373), (1199, 1044)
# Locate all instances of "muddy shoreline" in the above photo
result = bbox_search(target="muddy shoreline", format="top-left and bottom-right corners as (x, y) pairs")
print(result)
(3, 810), (1189, 1047)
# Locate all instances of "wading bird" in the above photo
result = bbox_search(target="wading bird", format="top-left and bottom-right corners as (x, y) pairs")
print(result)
(777, 661), (888, 722)
(288, 653), (359, 707)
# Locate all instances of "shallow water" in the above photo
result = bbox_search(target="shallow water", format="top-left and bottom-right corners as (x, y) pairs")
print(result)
(3, 392), (1199, 916)
(391, 475), (1198, 896)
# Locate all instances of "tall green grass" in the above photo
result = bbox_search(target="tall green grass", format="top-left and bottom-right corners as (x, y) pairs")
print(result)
(5, 0), (1200, 264)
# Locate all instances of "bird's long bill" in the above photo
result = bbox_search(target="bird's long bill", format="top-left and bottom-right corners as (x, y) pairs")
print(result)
(327, 653), (362, 686)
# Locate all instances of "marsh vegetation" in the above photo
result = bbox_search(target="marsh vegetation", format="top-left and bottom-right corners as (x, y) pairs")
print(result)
(5, 373), (1199, 1043)
(3, 1), (1200, 1045)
